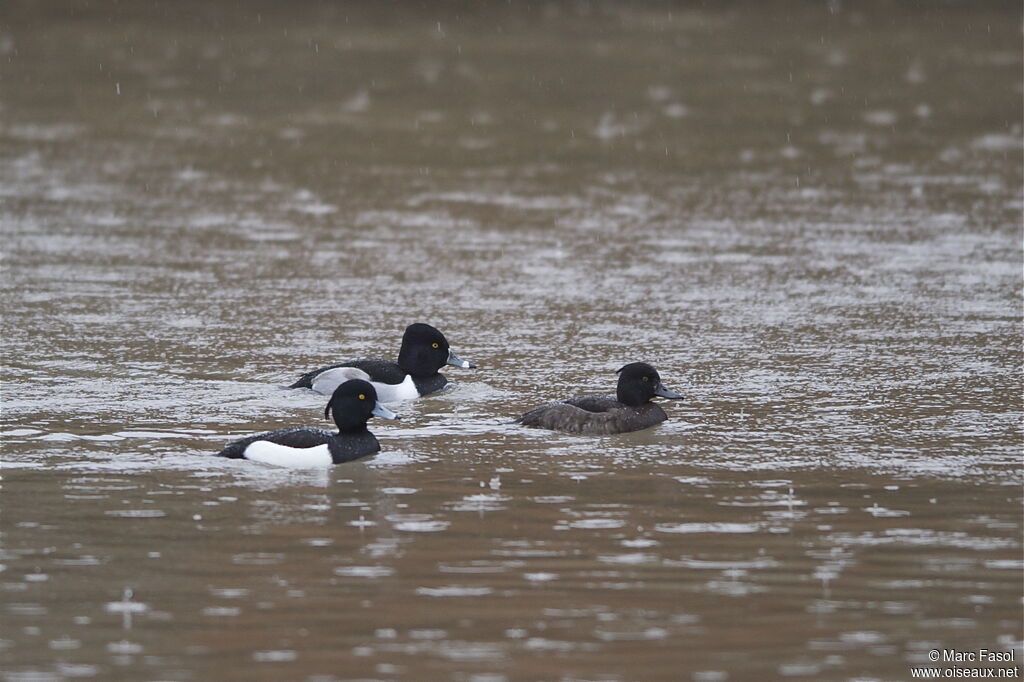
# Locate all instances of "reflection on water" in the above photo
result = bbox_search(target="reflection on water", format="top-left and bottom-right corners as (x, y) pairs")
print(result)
(2, 464), (1021, 679)
(2, 1), (1022, 680)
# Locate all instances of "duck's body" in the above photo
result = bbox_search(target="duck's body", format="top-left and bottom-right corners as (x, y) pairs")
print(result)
(218, 425), (381, 466)
(291, 323), (475, 400)
(518, 396), (670, 436)
(517, 363), (683, 435)
(219, 379), (399, 467)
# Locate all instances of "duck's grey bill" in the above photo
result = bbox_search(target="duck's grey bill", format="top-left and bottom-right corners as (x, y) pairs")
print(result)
(372, 402), (400, 420)
(446, 349), (477, 369)
(654, 383), (684, 399)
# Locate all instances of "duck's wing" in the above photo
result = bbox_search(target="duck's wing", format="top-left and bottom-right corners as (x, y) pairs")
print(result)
(309, 367), (372, 395)
(517, 396), (622, 435)
(217, 427), (332, 458)
(290, 358), (404, 389)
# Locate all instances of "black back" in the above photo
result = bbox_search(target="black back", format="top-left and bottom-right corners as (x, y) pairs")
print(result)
(565, 395), (621, 413)
(218, 426), (333, 458)
(346, 358), (408, 384)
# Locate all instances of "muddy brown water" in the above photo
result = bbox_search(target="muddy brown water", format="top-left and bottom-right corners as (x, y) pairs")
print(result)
(1, 2), (1022, 680)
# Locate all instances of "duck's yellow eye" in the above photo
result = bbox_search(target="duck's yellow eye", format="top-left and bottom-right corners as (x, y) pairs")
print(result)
(642, 376), (649, 382)
(358, 394), (366, 400)
(432, 342), (439, 349)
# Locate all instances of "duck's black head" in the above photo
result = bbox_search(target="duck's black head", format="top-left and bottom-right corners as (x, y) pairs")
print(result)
(325, 379), (400, 432)
(615, 362), (683, 407)
(397, 323), (476, 377)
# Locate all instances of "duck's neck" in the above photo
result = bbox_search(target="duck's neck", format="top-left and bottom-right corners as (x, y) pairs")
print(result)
(616, 385), (652, 407)
(335, 423), (370, 436)
(412, 373), (447, 396)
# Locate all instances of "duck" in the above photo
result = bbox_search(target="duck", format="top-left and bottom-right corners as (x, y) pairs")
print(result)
(517, 362), (683, 435)
(289, 323), (476, 401)
(218, 379), (399, 467)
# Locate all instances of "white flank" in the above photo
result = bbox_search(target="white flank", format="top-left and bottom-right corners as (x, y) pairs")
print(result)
(311, 367), (372, 395)
(373, 374), (419, 402)
(244, 441), (332, 468)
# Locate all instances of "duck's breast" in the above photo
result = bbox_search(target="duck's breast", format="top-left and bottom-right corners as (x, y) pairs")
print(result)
(326, 432), (381, 463)
(605, 403), (668, 434)
(411, 373), (448, 397)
